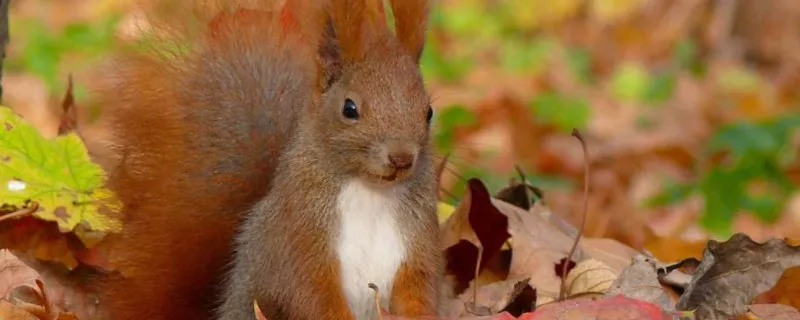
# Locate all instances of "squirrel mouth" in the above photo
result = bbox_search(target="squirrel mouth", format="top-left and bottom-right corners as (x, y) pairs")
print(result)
(366, 169), (410, 183)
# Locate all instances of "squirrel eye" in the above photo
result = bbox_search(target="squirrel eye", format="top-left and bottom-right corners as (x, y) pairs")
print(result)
(426, 106), (434, 123)
(342, 99), (359, 120)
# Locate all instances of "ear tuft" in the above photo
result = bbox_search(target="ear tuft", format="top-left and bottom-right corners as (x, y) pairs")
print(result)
(388, 0), (430, 63)
(330, 0), (369, 62)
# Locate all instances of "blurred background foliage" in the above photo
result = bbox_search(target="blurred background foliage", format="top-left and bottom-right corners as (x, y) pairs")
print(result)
(3, 0), (799, 258)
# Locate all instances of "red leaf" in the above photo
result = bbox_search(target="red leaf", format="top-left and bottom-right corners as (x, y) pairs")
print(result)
(443, 179), (511, 293)
(522, 295), (670, 319)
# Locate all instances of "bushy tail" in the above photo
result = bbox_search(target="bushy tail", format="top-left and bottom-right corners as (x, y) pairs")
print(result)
(92, 1), (327, 319)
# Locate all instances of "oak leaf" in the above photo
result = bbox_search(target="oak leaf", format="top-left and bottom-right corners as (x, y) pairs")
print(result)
(676, 233), (800, 319)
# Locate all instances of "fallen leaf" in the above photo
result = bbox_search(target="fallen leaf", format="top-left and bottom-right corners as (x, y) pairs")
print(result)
(446, 276), (532, 317)
(0, 106), (122, 241)
(499, 200), (586, 306)
(676, 233), (800, 319)
(659, 257), (702, 276)
(604, 255), (673, 310)
(494, 167), (544, 211)
(0, 250), (40, 300)
(460, 312), (517, 320)
(580, 237), (640, 275)
(644, 221), (708, 262)
(752, 265), (800, 310)
(656, 258), (697, 290)
(521, 294), (671, 319)
(0, 217), (79, 269)
(12, 255), (104, 320)
(565, 258), (616, 298)
(0, 300), (39, 320)
(738, 304), (800, 320)
(442, 179), (511, 293)
(438, 201), (457, 224)
(553, 258), (577, 280)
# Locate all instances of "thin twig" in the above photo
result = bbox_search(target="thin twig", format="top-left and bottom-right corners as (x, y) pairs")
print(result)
(558, 129), (590, 301)
(0, 202), (39, 223)
(473, 245), (483, 306)
(435, 153), (451, 187)
(36, 279), (58, 320)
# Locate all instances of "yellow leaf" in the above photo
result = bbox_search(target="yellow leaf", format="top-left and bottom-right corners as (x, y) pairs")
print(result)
(438, 201), (456, 224)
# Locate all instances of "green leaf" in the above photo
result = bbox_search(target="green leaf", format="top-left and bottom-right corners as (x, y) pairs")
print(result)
(643, 72), (676, 104)
(420, 37), (472, 82)
(644, 181), (695, 207)
(0, 106), (121, 236)
(500, 37), (556, 74)
(433, 105), (478, 152)
(673, 38), (697, 71)
(699, 168), (743, 236)
(709, 122), (778, 159)
(440, 0), (483, 35)
(741, 194), (783, 223)
(611, 62), (650, 102)
(444, 166), (508, 205)
(530, 92), (591, 131)
(566, 47), (593, 84)
(770, 114), (800, 157)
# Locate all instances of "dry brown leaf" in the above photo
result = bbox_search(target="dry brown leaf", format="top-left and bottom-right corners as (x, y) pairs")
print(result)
(604, 255), (673, 310)
(643, 217), (708, 262)
(752, 265), (800, 310)
(738, 304), (800, 320)
(497, 200), (586, 306)
(580, 237), (640, 275)
(564, 258), (616, 298)
(0, 250), (40, 300)
(0, 300), (39, 320)
(565, 259), (617, 297)
(0, 218), (79, 270)
(676, 233), (800, 319)
(445, 276), (532, 318)
(15, 257), (104, 320)
(0, 253), (81, 320)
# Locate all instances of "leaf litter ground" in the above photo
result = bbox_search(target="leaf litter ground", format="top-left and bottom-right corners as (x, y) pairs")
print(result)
(4, 120), (800, 319)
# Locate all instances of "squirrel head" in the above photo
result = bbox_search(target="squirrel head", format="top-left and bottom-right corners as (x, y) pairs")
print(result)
(301, 0), (434, 187)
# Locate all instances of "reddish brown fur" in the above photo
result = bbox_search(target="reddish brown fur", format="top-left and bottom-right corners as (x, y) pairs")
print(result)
(388, 0), (429, 61)
(94, 0), (439, 319)
(328, 0), (378, 62)
(94, 1), (325, 319)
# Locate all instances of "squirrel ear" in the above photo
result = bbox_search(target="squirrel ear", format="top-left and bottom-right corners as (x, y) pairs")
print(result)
(330, 0), (370, 62)
(319, 18), (343, 91)
(388, 0), (429, 64)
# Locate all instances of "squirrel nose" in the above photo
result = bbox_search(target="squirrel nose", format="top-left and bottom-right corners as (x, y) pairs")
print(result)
(388, 152), (414, 170)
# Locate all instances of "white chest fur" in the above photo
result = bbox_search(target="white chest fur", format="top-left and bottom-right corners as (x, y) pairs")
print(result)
(336, 179), (407, 320)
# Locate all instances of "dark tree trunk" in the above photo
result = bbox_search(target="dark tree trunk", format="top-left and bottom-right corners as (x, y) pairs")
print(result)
(0, 0), (9, 103)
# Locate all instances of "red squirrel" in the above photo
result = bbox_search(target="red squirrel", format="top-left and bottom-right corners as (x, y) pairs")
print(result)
(92, 0), (442, 319)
